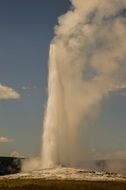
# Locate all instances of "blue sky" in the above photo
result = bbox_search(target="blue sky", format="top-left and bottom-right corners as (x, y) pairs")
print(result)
(0, 0), (70, 157)
(0, 0), (126, 158)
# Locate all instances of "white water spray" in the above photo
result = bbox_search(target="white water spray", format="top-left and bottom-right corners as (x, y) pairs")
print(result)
(41, 45), (69, 168)
(41, 0), (126, 168)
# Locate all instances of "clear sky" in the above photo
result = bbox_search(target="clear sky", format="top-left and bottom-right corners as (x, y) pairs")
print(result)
(0, 0), (126, 159)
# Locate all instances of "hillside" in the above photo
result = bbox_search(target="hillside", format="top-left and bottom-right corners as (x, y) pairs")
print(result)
(0, 157), (23, 175)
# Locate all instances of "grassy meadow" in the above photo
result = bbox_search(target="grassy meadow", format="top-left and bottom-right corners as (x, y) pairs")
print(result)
(0, 179), (126, 190)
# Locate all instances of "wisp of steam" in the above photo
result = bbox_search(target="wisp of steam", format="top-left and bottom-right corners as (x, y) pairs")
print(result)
(41, 0), (126, 168)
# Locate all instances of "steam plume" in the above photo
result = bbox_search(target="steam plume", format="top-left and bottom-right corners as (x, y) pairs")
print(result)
(41, 0), (126, 168)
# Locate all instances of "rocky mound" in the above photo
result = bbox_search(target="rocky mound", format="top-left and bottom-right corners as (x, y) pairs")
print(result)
(0, 167), (126, 181)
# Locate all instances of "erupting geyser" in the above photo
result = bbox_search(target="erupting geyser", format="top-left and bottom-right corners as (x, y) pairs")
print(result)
(41, 0), (126, 168)
(41, 44), (69, 168)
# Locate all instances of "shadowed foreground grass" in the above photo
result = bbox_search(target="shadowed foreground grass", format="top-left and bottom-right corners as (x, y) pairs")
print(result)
(0, 179), (126, 190)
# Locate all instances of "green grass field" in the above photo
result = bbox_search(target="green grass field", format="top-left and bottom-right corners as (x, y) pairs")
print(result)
(0, 179), (126, 190)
